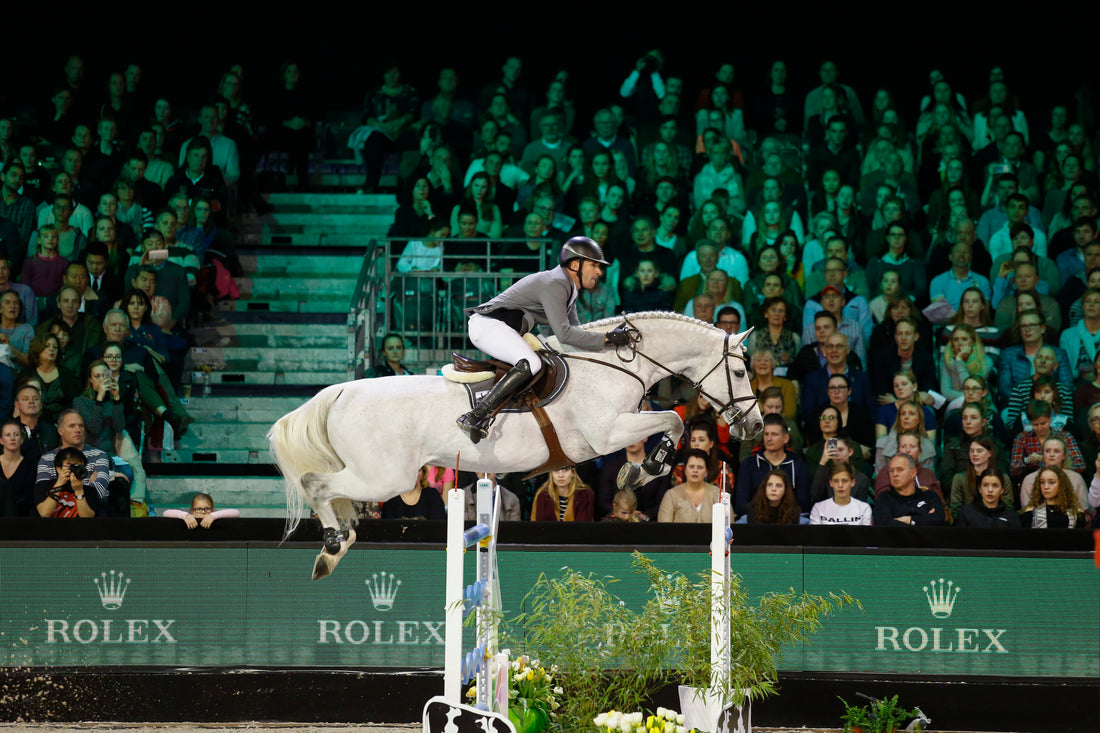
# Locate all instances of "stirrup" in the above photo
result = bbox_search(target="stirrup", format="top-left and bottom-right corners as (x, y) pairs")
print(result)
(457, 411), (491, 443)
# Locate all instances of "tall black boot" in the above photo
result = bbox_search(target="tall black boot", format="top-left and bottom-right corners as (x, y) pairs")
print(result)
(456, 360), (533, 443)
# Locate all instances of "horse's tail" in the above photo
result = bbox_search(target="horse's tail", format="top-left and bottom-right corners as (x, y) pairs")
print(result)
(268, 385), (347, 539)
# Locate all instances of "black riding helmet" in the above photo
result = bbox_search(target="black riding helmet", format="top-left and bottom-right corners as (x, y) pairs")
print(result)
(559, 236), (610, 267)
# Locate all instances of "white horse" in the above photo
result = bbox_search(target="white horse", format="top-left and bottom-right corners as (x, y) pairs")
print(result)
(268, 312), (763, 579)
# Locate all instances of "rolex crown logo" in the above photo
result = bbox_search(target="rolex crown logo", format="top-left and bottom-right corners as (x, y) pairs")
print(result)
(365, 571), (402, 611)
(94, 570), (131, 610)
(923, 577), (960, 619)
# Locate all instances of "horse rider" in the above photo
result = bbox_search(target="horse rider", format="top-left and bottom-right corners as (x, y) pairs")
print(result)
(456, 236), (632, 442)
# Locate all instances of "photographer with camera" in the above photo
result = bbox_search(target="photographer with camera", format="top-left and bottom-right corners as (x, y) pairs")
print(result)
(33, 409), (112, 517)
(34, 446), (96, 518)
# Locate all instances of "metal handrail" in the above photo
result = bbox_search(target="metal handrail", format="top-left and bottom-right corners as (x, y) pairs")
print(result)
(347, 237), (551, 378)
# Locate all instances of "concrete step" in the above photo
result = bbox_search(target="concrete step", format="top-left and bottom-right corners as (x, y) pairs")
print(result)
(238, 229), (379, 247)
(145, 476), (299, 519)
(161, 447), (273, 464)
(241, 274), (360, 298)
(187, 346), (347, 372)
(191, 322), (348, 349)
(185, 369), (348, 386)
(225, 297), (350, 314)
(181, 396), (309, 423)
(239, 253), (368, 276)
(176, 422), (272, 446)
(266, 192), (396, 208)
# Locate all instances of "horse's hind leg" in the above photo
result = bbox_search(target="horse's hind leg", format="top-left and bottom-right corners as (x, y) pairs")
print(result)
(301, 470), (360, 580)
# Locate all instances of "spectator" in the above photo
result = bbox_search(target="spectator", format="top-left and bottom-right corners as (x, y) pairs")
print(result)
(620, 258), (673, 313)
(988, 194), (1046, 261)
(671, 419), (734, 491)
(940, 325), (993, 412)
(163, 492), (241, 529)
(124, 231), (191, 328)
(21, 225), (69, 298)
(163, 140), (229, 220)
(998, 311), (1072, 408)
(1019, 466), (1087, 529)
(0, 162), (35, 249)
(582, 108), (634, 176)
(1018, 436), (1088, 510)
(929, 241), (991, 310)
(20, 335), (78, 422)
(875, 371), (939, 439)
(809, 461), (872, 525)
(871, 453), (946, 527)
(605, 487), (648, 522)
(461, 472), (521, 522)
(808, 433), (871, 504)
(953, 468), (1020, 529)
(0, 418), (35, 516)
(1009, 400), (1084, 484)
(381, 465), (446, 520)
(658, 448), (722, 524)
(739, 386), (803, 462)
(744, 469), (801, 525)
(35, 410), (112, 516)
(869, 317), (936, 403)
(0, 290), (34, 368)
(0, 256), (36, 324)
(178, 105), (240, 189)
(35, 446), (97, 518)
(799, 332), (875, 428)
(947, 436), (1004, 518)
(747, 347), (797, 416)
(875, 429), (937, 497)
(14, 384), (56, 465)
(735, 414), (811, 516)
(865, 222), (928, 307)
(531, 466), (594, 522)
(36, 286), (103, 375)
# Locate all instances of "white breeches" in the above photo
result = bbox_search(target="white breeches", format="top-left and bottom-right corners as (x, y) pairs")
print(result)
(468, 314), (542, 375)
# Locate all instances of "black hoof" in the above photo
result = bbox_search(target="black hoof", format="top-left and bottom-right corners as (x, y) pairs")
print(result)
(323, 527), (343, 555)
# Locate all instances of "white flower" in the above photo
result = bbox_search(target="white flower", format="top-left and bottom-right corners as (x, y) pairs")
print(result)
(553, 686), (563, 694)
(676, 726), (687, 733)
(675, 713), (684, 724)
(594, 713), (608, 726)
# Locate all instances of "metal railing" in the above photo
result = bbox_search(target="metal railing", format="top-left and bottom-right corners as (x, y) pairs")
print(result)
(348, 237), (551, 378)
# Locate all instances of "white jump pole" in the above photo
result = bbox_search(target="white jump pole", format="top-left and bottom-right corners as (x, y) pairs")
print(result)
(442, 481), (502, 709)
(709, 493), (733, 712)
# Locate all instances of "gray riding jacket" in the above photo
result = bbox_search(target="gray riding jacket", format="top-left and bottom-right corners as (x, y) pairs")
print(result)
(466, 266), (607, 351)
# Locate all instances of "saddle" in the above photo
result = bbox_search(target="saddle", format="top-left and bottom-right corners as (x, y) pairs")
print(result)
(442, 337), (574, 478)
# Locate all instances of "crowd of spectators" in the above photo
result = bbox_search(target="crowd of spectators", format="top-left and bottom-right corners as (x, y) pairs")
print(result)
(375, 52), (1100, 530)
(0, 54), (265, 518)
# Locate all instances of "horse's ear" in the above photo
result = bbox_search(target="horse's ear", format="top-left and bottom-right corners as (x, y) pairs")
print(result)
(727, 326), (753, 349)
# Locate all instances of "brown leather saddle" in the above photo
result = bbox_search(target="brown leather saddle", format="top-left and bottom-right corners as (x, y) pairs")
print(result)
(451, 349), (574, 477)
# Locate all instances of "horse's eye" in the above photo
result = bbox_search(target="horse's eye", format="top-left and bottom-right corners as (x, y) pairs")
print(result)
(734, 370), (745, 379)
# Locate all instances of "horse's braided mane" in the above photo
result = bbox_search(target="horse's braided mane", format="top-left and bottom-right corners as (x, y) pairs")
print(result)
(584, 311), (716, 331)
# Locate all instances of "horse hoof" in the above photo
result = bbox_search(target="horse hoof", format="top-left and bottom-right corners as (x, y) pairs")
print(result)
(617, 462), (641, 489)
(312, 552), (335, 581)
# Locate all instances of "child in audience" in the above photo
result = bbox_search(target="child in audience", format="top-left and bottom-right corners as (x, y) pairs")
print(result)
(605, 487), (648, 522)
(809, 461), (872, 525)
(164, 492), (240, 529)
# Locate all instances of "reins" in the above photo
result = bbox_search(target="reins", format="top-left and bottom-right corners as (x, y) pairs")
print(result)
(550, 316), (759, 423)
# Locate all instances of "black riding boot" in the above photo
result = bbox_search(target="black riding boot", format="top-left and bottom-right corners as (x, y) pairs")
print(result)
(456, 360), (533, 443)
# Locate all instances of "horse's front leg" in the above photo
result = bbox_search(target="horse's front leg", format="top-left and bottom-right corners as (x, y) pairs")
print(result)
(582, 410), (684, 490)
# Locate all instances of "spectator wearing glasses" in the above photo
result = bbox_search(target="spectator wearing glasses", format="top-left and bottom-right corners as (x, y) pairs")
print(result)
(997, 310), (1071, 409)
(163, 492), (240, 529)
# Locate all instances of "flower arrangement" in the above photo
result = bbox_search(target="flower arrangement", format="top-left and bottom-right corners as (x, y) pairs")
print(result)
(466, 653), (561, 733)
(593, 707), (698, 733)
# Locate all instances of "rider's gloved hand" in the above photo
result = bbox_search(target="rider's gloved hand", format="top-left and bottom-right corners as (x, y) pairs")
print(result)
(605, 327), (632, 347)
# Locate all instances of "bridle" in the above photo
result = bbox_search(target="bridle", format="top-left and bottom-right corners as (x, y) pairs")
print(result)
(557, 317), (759, 425)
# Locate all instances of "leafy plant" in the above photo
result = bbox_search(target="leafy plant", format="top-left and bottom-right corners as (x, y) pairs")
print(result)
(838, 695), (924, 733)
(507, 552), (858, 731)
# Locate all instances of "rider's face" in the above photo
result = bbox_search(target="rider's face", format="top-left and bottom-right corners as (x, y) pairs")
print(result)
(577, 260), (603, 290)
